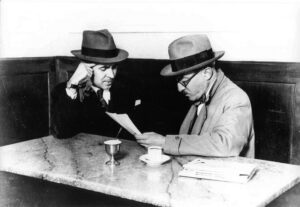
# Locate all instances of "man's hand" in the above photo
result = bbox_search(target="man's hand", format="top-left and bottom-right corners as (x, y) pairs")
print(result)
(68, 62), (95, 86)
(135, 132), (166, 148)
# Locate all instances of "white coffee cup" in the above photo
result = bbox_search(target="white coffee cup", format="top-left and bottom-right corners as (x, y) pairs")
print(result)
(147, 146), (163, 161)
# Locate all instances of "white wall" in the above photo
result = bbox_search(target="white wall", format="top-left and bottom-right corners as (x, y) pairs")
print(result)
(1, 0), (300, 61)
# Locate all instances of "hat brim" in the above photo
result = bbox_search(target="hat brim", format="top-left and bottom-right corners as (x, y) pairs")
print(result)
(71, 49), (129, 64)
(160, 51), (225, 77)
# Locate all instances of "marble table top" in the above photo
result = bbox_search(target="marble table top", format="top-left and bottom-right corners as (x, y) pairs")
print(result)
(0, 133), (300, 207)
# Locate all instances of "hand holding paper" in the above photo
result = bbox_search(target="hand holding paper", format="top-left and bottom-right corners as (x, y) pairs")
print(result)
(106, 112), (141, 135)
(135, 132), (165, 148)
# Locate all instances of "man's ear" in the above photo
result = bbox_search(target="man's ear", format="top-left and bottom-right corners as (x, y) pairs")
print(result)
(203, 67), (213, 80)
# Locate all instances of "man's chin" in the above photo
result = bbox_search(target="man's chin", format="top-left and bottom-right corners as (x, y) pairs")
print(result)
(183, 93), (202, 102)
(103, 86), (111, 90)
(187, 95), (199, 102)
(184, 94), (192, 100)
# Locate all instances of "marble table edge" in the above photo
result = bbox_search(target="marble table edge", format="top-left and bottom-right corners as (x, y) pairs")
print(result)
(0, 166), (171, 207)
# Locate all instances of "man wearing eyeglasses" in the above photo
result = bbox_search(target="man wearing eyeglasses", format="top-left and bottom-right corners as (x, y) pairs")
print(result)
(51, 29), (135, 139)
(135, 35), (255, 158)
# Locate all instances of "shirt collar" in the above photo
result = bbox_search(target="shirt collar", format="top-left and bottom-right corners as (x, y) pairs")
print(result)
(91, 85), (111, 104)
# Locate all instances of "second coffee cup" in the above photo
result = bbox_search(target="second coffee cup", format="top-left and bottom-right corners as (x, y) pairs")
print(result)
(147, 146), (163, 161)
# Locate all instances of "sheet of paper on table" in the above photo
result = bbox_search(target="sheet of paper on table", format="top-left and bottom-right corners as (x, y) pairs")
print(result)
(106, 112), (141, 135)
(179, 158), (258, 183)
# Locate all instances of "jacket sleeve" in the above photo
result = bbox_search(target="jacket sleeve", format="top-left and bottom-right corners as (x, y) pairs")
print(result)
(50, 82), (83, 139)
(108, 78), (137, 114)
(164, 92), (253, 157)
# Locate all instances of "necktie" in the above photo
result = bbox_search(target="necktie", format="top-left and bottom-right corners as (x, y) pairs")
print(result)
(97, 90), (108, 109)
(190, 103), (207, 134)
(179, 94), (207, 135)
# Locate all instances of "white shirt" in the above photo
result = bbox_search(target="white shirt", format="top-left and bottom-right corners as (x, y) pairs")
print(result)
(66, 86), (110, 105)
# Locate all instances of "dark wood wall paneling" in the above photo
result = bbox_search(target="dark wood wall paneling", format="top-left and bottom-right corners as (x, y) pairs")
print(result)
(0, 57), (56, 146)
(217, 61), (300, 164)
(0, 57), (300, 165)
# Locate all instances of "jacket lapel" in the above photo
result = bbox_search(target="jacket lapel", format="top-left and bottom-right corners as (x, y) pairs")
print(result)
(179, 104), (198, 134)
(190, 104), (207, 134)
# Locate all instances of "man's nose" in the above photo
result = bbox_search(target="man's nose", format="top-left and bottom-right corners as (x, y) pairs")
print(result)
(105, 68), (115, 78)
(177, 83), (185, 92)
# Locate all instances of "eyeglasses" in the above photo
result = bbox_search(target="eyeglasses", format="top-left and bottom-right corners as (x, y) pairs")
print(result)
(176, 71), (199, 88)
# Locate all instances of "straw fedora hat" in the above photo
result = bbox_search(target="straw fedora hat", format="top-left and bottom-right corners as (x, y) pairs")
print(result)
(71, 29), (128, 64)
(160, 35), (225, 76)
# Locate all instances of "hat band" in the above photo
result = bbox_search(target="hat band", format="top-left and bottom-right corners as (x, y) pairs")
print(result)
(171, 49), (214, 72)
(82, 47), (119, 58)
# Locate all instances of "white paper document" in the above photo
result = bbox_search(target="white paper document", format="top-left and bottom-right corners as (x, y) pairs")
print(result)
(179, 158), (257, 183)
(106, 112), (141, 135)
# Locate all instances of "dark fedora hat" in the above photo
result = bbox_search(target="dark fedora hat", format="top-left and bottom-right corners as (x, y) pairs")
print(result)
(71, 29), (128, 64)
(160, 35), (225, 76)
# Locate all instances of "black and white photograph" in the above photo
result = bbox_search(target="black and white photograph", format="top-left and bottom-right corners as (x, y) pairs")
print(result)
(0, 0), (300, 206)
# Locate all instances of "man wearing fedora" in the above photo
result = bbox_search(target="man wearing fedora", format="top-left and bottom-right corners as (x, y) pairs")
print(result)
(136, 35), (254, 157)
(51, 29), (136, 139)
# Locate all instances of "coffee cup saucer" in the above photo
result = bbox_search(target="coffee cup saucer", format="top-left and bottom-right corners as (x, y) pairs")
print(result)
(139, 154), (171, 166)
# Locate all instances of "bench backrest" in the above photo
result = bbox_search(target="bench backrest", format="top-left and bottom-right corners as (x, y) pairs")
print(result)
(0, 56), (299, 164)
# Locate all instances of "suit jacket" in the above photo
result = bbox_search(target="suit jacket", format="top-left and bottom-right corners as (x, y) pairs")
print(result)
(164, 69), (255, 158)
(51, 78), (136, 139)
